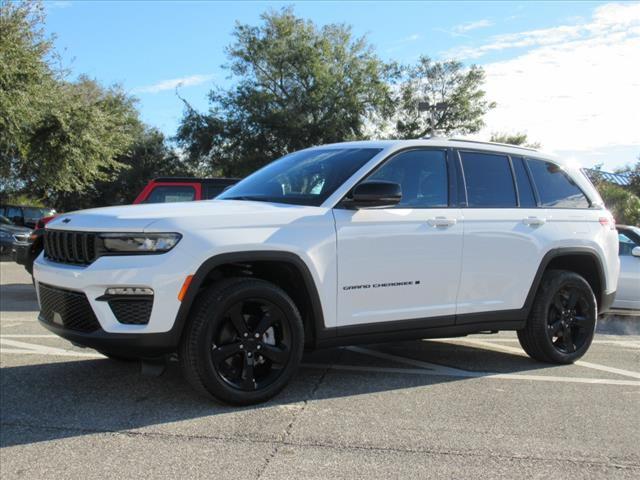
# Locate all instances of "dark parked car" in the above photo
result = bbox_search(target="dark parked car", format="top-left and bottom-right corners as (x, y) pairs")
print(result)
(0, 216), (32, 255)
(0, 205), (56, 228)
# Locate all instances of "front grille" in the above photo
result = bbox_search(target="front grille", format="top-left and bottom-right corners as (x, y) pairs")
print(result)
(44, 230), (97, 265)
(39, 284), (101, 332)
(108, 298), (153, 325)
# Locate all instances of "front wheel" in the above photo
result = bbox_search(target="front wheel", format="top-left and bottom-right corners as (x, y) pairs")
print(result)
(180, 278), (304, 405)
(518, 270), (597, 364)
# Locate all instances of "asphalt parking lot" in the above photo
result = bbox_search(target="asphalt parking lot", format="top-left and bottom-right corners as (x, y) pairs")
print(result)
(1, 258), (639, 479)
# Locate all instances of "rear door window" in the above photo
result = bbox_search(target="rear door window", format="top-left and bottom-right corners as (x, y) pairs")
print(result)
(526, 159), (589, 208)
(460, 151), (517, 207)
(143, 186), (196, 204)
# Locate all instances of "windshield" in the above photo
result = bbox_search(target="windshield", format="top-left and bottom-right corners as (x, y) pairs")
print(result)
(0, 216), (11, 225)
(23, 207), (55, 219)
(218, 148), (382, 206)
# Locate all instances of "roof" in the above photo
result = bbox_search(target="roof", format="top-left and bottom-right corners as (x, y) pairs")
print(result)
(316, 137), (562, 162)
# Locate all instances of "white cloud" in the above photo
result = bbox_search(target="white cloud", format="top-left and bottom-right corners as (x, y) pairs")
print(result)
(446, 2), (640, 59)
(452, 19), (493, 35)
(132, 74), (215, 94)
(463, 3), (640, 165)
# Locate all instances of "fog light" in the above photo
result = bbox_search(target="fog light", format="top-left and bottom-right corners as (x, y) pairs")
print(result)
(105, 287), (154, 296)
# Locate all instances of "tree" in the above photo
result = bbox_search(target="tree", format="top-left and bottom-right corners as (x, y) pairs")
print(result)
(1, 1), (142, 201)
(489, 132), (541, 149)
(597, 182), (640, 226)
(0, 0), (56, 182)
(176, 7), (393, 176)
(389, 57), (495, 139)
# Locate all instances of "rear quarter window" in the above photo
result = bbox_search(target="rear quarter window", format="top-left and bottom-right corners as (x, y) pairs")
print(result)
(143, 185), (196, 204)
(526, 159), (589, 208)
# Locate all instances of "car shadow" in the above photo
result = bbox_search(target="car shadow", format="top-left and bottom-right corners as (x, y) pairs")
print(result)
(0, 283), (37, 312)
(1, 339), (565, 448)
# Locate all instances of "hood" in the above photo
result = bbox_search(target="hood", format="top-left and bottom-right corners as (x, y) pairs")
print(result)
(0, 224), (32, 235)
(45, 200), (328, 232)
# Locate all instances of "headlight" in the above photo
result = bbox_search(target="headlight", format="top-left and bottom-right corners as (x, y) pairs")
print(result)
(99, 233), (181, 254)
(0, 231), (10, 238)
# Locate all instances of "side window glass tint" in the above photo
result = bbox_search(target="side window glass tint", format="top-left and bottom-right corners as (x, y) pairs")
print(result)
(368, 150), (448, 208)
(511, 156), (537, 207)
(526, 159), (589, 208)
(460, 152), (516, 207)
(143, 186), (196, 204)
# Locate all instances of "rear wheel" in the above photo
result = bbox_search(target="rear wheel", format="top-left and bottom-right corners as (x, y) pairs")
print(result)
(180, 278), (304, 405)
(517, 270), (597, 364)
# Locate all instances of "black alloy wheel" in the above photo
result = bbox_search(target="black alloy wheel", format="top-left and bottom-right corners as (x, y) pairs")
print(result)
(210, 298), (292, 391)
(517, 270), (597, 364)
(181, 278), (304, 405)
(546, 286), (593, 354)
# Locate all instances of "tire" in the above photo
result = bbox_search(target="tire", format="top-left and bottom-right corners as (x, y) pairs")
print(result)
(517, 270), (597, 364)
(180, 277), (304, 405)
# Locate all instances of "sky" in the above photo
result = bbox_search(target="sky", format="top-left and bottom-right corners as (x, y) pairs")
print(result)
(43, 0), (640, 170)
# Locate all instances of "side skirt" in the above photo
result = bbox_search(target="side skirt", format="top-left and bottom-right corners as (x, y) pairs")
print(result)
(316, 318), (526, 349)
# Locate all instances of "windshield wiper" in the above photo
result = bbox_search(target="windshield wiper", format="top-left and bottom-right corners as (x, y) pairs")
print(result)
(222, 195), (270, 202)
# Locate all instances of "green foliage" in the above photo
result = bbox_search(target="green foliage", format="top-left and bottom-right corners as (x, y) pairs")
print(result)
(177, 7), (395, 176)
(490, 132), (541, 149)
(390, 57), (495, 139)
(1, 1), (143, 202)
(597, 182), (640, 226)
(0, 0), (56, 179)
(53, 128), (190, 211)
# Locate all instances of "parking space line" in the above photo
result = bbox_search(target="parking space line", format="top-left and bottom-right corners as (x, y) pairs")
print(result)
(467, 337), (640, 348)
(346, 346), (476, 377)
(0, 334), (58, 338)
(301, 363), (640, 387)
(0, 338), (103, 358)
(452, 338), (640, 380)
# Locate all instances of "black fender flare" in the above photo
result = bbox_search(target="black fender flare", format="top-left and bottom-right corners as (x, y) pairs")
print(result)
(171, 251), (328, 346)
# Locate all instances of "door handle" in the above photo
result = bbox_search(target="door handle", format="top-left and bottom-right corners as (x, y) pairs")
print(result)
(427, 217), (457, 227)
(523, 216), (546, 226)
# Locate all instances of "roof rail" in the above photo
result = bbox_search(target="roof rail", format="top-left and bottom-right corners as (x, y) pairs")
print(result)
(448, 138), (539, 152)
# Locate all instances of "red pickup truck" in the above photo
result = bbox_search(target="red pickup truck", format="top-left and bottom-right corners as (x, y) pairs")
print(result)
(12, 177), (239, 276)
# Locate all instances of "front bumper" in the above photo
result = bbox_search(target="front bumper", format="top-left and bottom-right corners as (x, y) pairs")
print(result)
(33, 248), (200, 344)
(38, 314), (181, 356)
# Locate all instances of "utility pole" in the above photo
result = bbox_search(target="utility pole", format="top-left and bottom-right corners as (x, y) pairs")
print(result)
(418, 101), (448, 138)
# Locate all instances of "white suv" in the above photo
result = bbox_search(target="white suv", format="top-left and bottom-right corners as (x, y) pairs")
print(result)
(34, 139), (620, 405)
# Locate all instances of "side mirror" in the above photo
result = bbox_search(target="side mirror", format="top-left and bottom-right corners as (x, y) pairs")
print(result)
(632, 246), (640, 258)
(348, 181), (402, 209)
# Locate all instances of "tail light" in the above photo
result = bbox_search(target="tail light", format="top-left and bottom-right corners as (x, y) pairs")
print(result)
(598, 216), (616, 230)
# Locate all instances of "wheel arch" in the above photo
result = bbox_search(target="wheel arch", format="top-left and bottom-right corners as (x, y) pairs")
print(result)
(525, 247), (608, 314)
(173, 251), (326, 348)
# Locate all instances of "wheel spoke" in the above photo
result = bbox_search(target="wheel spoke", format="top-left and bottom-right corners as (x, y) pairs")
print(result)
(255, 311), (279, 336)
(211, 342), (242, 365)
(241, 355), (256, 390)
(227, 303), (248, 336)
(562, 327), (575, 352)
(573, 315), (589, 326)
(548, 320), (563, 336)
(566, 290), (579, 309)
(259, 344), (289, 364)
(552, 296), (565, 314)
